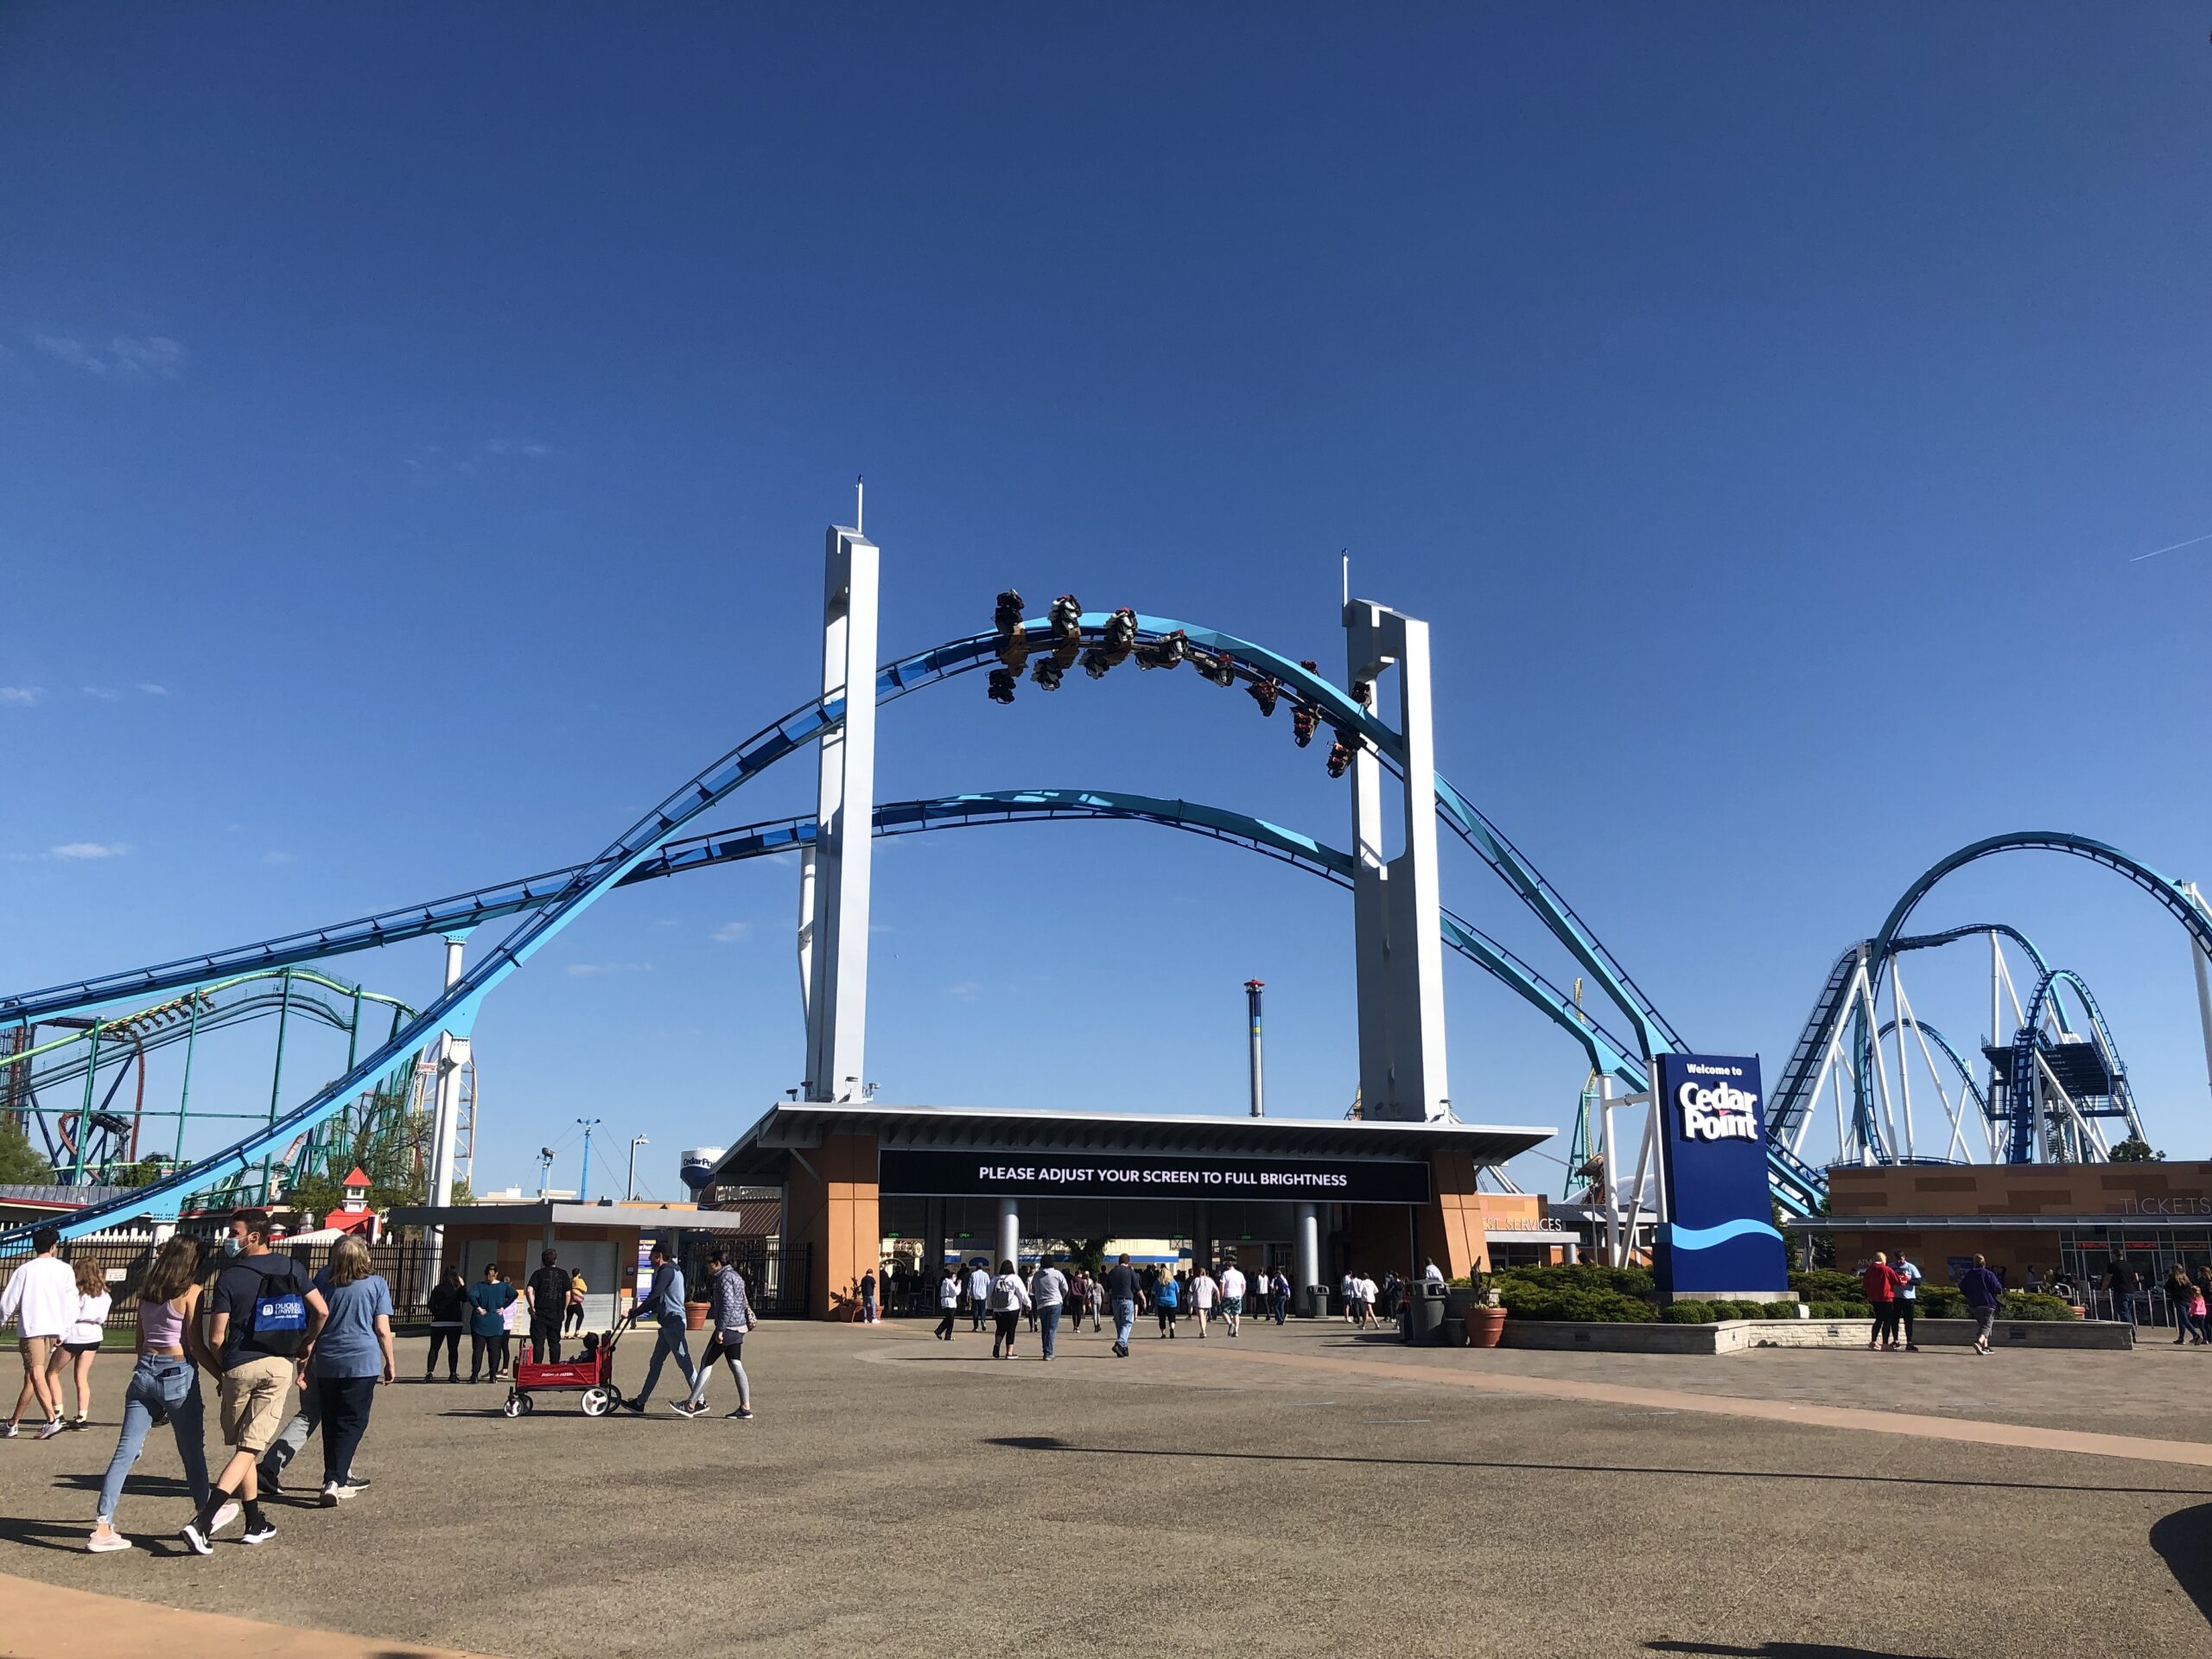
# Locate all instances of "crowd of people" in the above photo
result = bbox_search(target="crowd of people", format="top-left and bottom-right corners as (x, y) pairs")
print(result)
(0, 1211), (774, 1556)
(0, 1211), (397, 1554)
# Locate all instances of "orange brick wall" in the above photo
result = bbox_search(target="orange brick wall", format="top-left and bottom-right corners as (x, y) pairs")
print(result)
(786, 1132), (881, 1320)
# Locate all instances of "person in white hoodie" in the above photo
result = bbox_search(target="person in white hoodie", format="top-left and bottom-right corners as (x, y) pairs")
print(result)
(987, 1260), (1032, 1359)
(1028, 1258), (1070, 1362)
(1, 1227), (79, 1440)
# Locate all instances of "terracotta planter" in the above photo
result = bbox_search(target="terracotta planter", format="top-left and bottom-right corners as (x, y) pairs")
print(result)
(1465, 1307), (1507, 1349)
(684, 1300), (710, 1332)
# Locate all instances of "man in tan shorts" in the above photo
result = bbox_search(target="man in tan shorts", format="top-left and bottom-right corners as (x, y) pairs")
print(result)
(184, 1208), (326, 1553)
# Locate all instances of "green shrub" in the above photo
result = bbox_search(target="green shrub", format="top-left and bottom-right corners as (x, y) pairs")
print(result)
(1916, 1287), (1965, 1319)
(1998, 1292), (2075, 1322)
(1808, 1300), (1872, 1319)
(1491, 1262), (1655, 1299)
(1662, 1300), (1715, 1324)
(1495, 1281), (1657, 1322)
(1789, 1268), (1864, 1303)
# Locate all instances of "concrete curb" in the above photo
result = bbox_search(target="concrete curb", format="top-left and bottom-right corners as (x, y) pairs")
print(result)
(1493, 1316), (2135, 1355)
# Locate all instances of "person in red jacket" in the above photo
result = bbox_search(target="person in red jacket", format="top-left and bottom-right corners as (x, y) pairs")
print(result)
(1862, 1252), (1902, 1351)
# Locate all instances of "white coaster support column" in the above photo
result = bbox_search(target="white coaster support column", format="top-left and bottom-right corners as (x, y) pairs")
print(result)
(1344, 600), (1451, 1122)
(424, 931), (471, 1271)
(803, 524), (880, 1103)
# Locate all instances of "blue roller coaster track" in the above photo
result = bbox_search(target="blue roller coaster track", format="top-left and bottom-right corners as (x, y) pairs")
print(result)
(1764, 834), (2212, 1168)
(1, 614), (1689, 1249)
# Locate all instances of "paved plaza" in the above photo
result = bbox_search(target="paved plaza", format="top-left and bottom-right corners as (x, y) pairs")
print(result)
(1, 1318), (2209, 1657)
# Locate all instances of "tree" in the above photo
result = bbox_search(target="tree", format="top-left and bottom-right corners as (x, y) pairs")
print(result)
(0, 1118), (54, 1185)
(1056, 1236), (1109, 1275)
(2109, 1136), (2164, 1163)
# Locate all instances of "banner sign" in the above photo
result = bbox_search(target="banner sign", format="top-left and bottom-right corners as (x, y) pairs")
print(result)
(879, 1147), (1431, 1205)
(1654, 1052), (1787, 1296)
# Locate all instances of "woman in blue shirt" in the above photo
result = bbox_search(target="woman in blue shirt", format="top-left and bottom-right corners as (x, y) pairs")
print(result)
(467, 1264), (516, 1382)
(1154, 1268), (1179, 1338)
(309, 1236), (394, 1505)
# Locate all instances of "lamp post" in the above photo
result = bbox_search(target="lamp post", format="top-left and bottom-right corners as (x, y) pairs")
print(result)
(626, 1134), (649, 1202)
(575, 1118), (601, 1203)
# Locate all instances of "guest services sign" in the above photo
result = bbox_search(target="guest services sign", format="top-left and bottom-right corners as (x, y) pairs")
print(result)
(878, 1148), (1431, 1205)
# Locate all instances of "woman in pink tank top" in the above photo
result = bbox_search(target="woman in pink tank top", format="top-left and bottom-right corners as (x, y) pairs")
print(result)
(87, 1236), (223, 1553)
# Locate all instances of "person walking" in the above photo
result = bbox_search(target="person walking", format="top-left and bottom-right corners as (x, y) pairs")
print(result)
(1422, 1257), (1446, 1286)
(1357, 1274), (1381, 1331)
(183, 1208), (327, 1553)
(1861, 1252), (1901, 1351)
(1190, 1267), (1218, 1338)
(2192, 1270), (2212, 1347)
(1084, 1270), (1104, 1332)
(674, 1249), (756, 1420)
(48, 1255), (112, 1429)
(1340, 1270), (1357, 1324)
(1029, 1256), (1069, 1361)
(1219, 1261), (1247, 1338)
(1154, 1269), (1179, 1338)
(2102, 1257), (2141, 1326)
(563, 1269), (588, 1334)
(86, 1236), (226, 1554)
(524, 1249), (571, 1365)
(1103, 1253), (1142, 1357)
(1, 1225), (79, 1440)
(1959, 1253), (2005, 1356)
(306, 1236), (394, 1506)
(933, 1266), (960, 1341)
(859, 1268), (879, 1325)
(1270, 1269), (1291, 1325)
(466, 1264), (515, 1382)
(987, 1260), (1031, 1359)
(625, 1242), (700, 1413)
(1891, 1251), (1923, 1352)
(965, 1261), (991, 1332)
(424, 1267), (467, 1382)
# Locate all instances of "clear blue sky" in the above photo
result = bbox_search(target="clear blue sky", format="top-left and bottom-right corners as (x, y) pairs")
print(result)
(2, 7), (2207, 1198)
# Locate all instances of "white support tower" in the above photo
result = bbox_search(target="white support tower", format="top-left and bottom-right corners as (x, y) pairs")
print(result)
(2185, 882), (2212, 1106)
(1344, 600), (1452, 1122)
(803, 524), (880, 1103)
(423, 931), (471, 1268)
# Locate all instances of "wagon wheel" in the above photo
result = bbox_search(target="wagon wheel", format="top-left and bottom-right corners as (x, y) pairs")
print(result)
(501, 1392), (524, 1419)
(580, 1386), (612, 1417)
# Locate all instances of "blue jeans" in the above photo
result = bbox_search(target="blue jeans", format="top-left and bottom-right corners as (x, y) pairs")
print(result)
(1038, 1303), (1062, 1358)
(1112, 1298), (1137, 1348)
(635, 1317), (698, 1402)
(96, 1355), (211, 1525)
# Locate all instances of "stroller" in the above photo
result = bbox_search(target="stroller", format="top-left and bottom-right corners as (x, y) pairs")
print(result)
(503, 1323), (629, 1419)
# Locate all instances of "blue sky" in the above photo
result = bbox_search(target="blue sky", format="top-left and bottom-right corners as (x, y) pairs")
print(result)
(1, 7), (2207, 1198)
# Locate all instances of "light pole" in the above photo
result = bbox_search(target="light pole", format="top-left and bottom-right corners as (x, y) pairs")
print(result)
(536, 1147), (556, 1200)
(626, 1134), (649, 1202)
(575, 1118), (601, 1203)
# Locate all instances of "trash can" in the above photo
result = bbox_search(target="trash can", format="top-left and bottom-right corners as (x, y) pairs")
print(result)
(1304, 1284), (1331, 1319)
(1404, 1281), (1450, 1344)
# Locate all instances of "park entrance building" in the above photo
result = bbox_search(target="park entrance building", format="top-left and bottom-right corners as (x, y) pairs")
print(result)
(707, 1102), (1551, 1319)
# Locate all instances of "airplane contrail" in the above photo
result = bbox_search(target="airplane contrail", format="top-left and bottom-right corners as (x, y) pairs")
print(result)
(2131, 529), (2212, 563)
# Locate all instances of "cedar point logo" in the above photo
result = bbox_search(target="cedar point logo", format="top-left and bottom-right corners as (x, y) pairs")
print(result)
(1675, 1077), (1762, 1142)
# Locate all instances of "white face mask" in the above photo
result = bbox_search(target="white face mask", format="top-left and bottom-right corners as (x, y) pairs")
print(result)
(220, 1236), (245, 1258)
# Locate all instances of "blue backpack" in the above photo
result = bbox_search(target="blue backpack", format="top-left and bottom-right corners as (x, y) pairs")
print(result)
(245, 1260), (310, 1357)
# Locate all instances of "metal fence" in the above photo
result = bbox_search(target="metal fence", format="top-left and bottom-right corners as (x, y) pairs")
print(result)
(0, 1234), (812, 1330)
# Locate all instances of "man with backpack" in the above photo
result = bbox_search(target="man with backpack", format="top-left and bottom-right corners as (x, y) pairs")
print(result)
(185, 1208), (327, 1553)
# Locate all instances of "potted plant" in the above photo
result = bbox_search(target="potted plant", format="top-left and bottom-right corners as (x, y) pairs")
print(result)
(1462, 1273), (1506, 1348)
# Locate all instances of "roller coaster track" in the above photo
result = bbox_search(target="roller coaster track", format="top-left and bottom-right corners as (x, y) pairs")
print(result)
(1764, 833), (2212, 1167)
(1, 615), (1685, 1248)
(2005, 967), (2144, 1163)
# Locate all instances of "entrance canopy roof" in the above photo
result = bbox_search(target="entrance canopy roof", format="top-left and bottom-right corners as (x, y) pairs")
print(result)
(709, 1102), (1551, 1186)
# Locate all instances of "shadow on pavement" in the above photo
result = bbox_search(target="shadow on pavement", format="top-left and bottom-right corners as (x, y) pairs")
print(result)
(983, 1436), (2211, 1497)
(2150, 1501), (2212, 1624)
(1646, 1643), (1948, 1659)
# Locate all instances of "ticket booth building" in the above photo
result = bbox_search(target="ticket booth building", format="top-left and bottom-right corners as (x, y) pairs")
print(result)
(707, 1102), (1552, 1320)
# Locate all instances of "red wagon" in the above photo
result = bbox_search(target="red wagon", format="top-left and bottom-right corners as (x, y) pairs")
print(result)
(503, 1325), (628, 1418)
